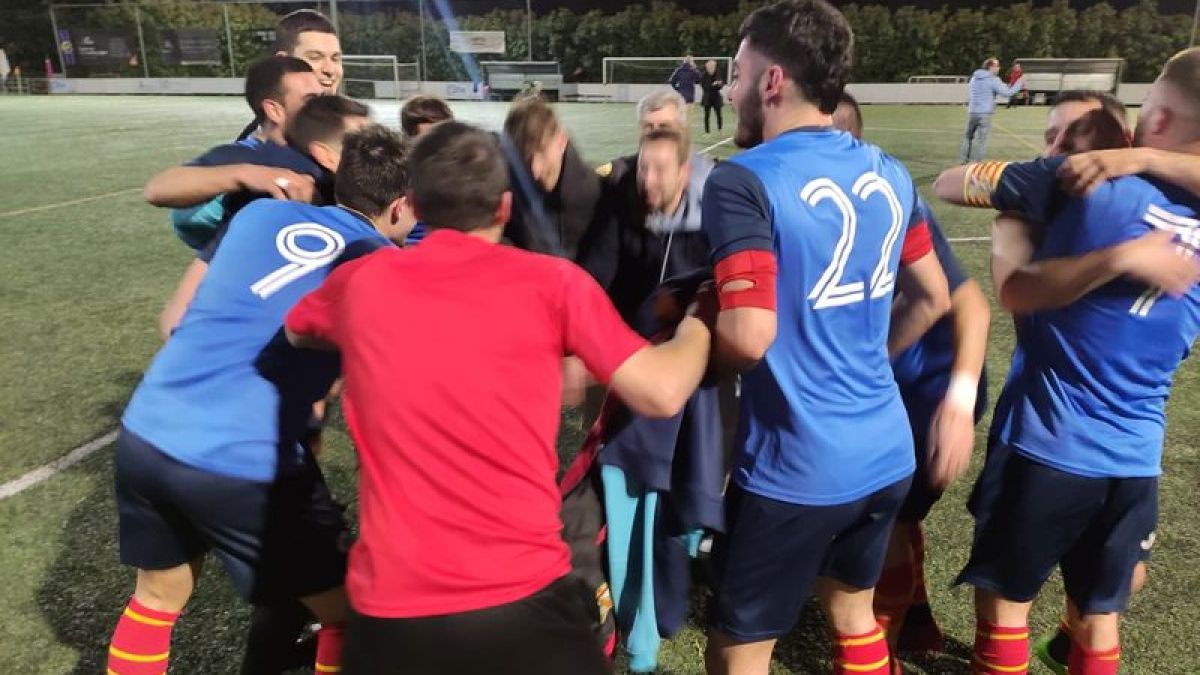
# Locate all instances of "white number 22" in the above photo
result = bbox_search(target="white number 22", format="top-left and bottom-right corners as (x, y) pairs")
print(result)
(251, 222), (346, 299)
(803, 173), (905, 310)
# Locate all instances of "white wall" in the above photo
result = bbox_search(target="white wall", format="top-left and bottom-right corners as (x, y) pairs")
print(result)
(46, 77), (1153, 106)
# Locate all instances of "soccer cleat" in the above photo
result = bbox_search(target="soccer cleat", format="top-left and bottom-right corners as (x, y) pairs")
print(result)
(896, 602), (944, 654)
(1033, 633), (1069, 675)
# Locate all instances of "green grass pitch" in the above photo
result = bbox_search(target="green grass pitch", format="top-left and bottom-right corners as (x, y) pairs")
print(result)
(0, 96), (1197, 673)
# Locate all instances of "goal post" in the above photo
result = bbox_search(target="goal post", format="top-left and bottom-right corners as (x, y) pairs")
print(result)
(602, 56), (731, 85)
(341, 54), (420, 101)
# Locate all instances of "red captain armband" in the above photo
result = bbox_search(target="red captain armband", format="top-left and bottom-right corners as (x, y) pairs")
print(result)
(714, 249), (778, 311)
(899, 220), (933, 265)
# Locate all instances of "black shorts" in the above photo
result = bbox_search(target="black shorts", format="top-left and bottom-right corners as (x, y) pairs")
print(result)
(957, 442), (1157, 614)
(709, 478), (911, 642)
(114, 427), (348, 604)
(897, 383), (987, 522)
(342, 575), (608, 675)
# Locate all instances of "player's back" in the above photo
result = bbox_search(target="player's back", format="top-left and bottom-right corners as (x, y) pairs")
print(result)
(727, 128), (919, 505)
(1000, 175), (1200, 478)
(123, 200), (387, 482)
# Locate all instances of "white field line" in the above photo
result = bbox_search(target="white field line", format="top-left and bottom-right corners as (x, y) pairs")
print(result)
(699, 137), (733, 155)
(0, 430), (118, 500)
(0, 188), (141, 219)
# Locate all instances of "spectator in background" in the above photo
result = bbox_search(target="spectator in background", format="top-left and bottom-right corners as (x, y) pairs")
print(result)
(699, 59), (725, 134)
(960, 57), (1025, 163)
(400, 95), (453, 138)
(0, 46), (10, 94)
(668, 55), (701, 107)
(1006, 61), (1027, 108)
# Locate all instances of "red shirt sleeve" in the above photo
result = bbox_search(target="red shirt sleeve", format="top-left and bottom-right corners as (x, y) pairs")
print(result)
(285, 256), (362, 345)
(558, 262), (649, 384)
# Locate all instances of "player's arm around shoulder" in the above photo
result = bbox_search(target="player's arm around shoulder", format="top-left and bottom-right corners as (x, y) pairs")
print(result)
(699, 160), (779, 371)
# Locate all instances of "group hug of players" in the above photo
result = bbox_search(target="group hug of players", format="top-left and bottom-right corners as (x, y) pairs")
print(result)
(101, 1), (1200, 674)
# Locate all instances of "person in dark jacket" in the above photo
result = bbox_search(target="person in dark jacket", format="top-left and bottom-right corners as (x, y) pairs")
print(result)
(502, 97), (602, 259)
(579, 125), (713, 327)
(668, 55), (701, 106)
(699, 59), (725, 134)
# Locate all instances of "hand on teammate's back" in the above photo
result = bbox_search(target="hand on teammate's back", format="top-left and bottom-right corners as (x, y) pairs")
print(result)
(1117, 229), (1200, 297)
(1057, 148), (1153, 196)
(235, 165), (317, 203)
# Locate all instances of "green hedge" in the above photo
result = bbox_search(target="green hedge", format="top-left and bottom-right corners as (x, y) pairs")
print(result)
(2, 0), (1192, 83)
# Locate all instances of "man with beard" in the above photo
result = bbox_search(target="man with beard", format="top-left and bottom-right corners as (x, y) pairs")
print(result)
(700, 2), (952, 674)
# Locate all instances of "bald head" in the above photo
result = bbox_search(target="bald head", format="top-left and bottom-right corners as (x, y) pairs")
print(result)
(1136, 48), (1200, 151)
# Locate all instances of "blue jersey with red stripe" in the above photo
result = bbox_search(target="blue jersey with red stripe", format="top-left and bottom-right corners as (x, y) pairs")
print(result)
(703, 128), (929, 505)
(994, 175), (1200, 478)
(123, 200), (390, 481)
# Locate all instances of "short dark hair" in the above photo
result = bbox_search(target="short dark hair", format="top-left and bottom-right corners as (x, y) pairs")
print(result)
(244, 55), (313, 122)
(833, 91), (863, 139)
(273, 9), (337, 54)
(738, 0), (853, 115)
(410, 121), (509, 232)
(285, 95), (370, 154)
(1058, 108), (1130, 154)
(503, 97), (561, 159)
(335, 125), (411, 218)
(1051, 90), (1128, 124)
(640, 126), (691, 166)
(400, 95), (454, 136)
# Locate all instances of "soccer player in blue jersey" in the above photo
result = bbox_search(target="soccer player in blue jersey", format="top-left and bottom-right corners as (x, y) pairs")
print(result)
(145, 56), (326, 253)
(700, 3), (952, 674)
(833, 93), (993, 657)
(105, 125), (415, 675)
(933, 49), (1200, 675)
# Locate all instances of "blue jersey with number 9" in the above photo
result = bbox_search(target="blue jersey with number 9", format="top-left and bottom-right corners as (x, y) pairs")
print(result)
(703, 128), (930, 506)
(123, 200), (389, 481)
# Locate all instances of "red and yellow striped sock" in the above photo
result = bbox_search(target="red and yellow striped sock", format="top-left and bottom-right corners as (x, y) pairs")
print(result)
(107, 597), (178, 675)
(1068, 642), (1120, 675)
(315, 623), (345, 673)
(972, 620), (1029, 674)
(833, 624), (892, 675)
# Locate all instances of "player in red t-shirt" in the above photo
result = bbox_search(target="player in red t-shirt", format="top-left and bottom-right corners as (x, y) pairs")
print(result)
(285, 120), (716, 674)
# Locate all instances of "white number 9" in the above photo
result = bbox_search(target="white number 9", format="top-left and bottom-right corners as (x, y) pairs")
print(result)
(250, 222), (346, 299)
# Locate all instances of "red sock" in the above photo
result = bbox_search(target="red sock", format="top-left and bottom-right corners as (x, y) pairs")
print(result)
(107, 597), (178, 675)
(833, 625), (892, 675)
(1068, 642), (1120, 675)
(972, 620), (1029, 675)
(874, 558), (916, 636)
(316, 623), (345, 673)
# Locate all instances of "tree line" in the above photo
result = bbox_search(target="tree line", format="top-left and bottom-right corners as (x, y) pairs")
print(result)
(1, 0), (1191, 83)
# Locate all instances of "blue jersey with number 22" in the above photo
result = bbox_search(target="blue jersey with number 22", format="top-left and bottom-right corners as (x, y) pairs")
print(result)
(703, 128), (928, 506)
(123, 200), (389, 482)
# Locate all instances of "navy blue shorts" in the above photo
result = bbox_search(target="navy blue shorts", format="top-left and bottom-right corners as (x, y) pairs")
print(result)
(957, 442), (1157, 614)
(114, 427), (348, 604)
(709, 477), (912, 642)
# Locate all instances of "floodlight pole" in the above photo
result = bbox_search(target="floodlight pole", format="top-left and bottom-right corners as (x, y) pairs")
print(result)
(1192, 0), (1199, 46)
(223, 3), (236, 77)
(48, 4), (68, 78)
(329, 0), (340, 35)
(134, 5), (149, 78)
(419, 0), (427, 83)
(526, 0), (532, 61)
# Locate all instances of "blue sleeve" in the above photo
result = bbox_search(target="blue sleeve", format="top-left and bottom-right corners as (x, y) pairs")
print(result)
(1040, 182), (1142, 258)
(992, 156), (1069, 225)
(702, 161), (773, 263)
(922, 204), (969, 293)
(185, 143), (260, 167)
